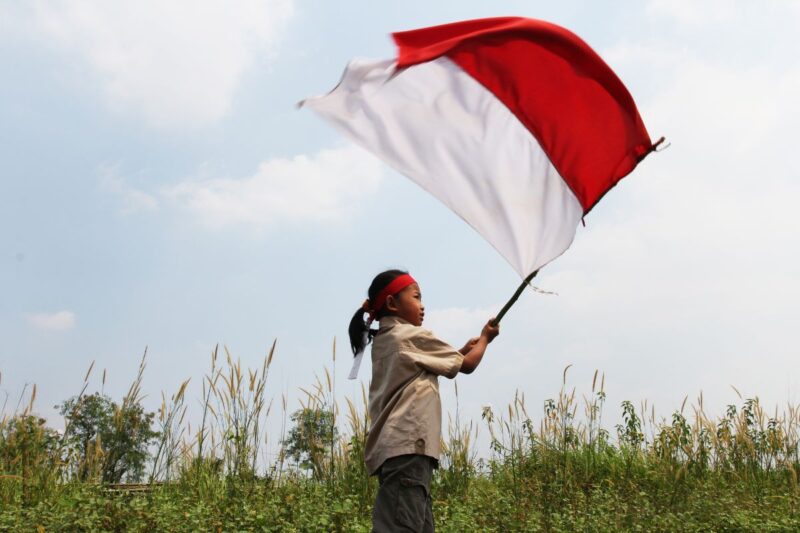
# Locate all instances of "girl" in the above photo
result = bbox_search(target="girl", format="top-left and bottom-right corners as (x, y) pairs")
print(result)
(349, 269), (499, 532)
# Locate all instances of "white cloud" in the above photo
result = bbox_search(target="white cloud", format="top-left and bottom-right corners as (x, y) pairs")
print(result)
(24, 311), (76, 332)
(424, 305), (496, 347)
(646, 0), (737, 25)
(647, 0), (800, 28)
(28, 0), (293, 128)
(161, 146), (383, 228)
(100, 167), (159, 214)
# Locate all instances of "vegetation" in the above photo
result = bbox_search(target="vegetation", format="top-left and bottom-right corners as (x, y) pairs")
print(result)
(1, 346), (799, 532)
(58, 392), (158, 484)
(283, 407), (338, 478)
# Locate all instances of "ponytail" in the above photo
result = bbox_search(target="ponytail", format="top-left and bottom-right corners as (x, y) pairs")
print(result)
(348, 269), (408, 357)
(348, 304), (373, 356)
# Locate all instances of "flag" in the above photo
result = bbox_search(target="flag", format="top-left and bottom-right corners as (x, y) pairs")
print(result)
(301, 17), (659, 277)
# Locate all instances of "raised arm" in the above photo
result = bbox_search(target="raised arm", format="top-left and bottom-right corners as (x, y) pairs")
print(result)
(460, 319), (500, 374)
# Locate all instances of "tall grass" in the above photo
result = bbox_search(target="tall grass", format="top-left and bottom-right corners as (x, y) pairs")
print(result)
(1, 343), (799, 531)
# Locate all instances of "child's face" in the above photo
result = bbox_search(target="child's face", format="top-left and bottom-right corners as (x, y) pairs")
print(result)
(386, 282), (425, 326)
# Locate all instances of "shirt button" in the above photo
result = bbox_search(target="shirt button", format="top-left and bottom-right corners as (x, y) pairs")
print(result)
(415, 438), (425, 449)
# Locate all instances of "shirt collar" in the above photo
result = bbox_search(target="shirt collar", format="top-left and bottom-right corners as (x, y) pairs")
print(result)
(378, 315), (410, 330)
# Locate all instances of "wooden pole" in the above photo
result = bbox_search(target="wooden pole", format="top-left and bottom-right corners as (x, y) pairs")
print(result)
(492, 270), (538, 326)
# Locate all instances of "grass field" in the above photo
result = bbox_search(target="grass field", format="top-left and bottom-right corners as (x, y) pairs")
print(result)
(2, 346), (799, 532)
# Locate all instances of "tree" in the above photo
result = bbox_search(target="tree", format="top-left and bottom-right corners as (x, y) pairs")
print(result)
(283, 407), (337, 478)
(0, 415), (62, 504)
(58, 392), (158, 483)
(0, 415), (61, 471)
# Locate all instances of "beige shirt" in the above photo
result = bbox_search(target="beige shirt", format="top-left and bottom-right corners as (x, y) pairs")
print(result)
(364, 315), (464, 475)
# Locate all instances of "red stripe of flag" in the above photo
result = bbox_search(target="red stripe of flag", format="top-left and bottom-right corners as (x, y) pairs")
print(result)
(393, 17), (656, 213)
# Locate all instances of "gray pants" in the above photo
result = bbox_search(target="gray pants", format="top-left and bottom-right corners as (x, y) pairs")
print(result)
(372, 454), (435, 533)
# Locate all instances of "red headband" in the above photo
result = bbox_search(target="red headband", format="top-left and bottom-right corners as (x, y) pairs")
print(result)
(368, 274), (416, 322)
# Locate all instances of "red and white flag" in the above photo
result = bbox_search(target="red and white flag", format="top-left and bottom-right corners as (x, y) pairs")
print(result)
(302, 17), (659, 277)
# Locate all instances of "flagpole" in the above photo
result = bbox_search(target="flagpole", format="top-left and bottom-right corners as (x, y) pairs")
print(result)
(492, 270), (538, 326)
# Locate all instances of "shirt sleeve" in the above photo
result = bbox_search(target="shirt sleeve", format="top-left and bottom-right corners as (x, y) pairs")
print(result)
(401, 327), (463, 379)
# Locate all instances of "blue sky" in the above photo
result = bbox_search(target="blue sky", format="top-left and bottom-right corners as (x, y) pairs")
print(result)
(2, 1), (799, 456)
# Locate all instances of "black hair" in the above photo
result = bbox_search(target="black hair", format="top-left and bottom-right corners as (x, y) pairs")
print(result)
(348, 269), (408, 356)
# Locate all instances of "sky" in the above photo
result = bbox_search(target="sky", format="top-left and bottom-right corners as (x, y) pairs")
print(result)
(2, 1), (799, 458)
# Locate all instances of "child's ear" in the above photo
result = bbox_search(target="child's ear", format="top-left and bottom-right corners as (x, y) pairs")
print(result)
(385, 295), (398, 312)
